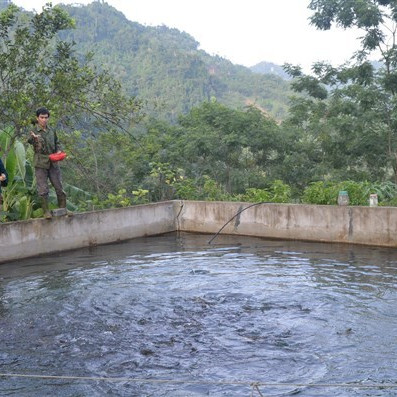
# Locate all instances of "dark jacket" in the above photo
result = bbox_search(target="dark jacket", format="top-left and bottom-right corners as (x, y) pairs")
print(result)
(0, 158), (8, 194)
(27, 125), (60, 169)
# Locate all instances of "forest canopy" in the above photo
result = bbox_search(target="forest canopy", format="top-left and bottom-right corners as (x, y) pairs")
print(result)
(0, 0), (397, 221)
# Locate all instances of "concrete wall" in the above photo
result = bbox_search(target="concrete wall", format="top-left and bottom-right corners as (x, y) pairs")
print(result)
(178, 201), (397, 247)
(0, 200), (396, 263)
(0, 201), (177, 263)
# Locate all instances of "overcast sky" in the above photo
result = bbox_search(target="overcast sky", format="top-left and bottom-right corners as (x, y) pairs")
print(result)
(13, 0), (366, 73)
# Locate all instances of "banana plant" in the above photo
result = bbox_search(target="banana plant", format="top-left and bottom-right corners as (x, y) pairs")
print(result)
(0, 128), (36, 221)
(0, 127), (100, 221)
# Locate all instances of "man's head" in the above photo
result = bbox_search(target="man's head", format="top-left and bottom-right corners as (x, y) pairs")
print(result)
(36, 107), (50, 129)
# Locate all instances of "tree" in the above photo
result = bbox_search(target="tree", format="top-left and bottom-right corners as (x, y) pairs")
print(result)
(285, 0), (397, 183)
(0, 0), (11, 11)
(0, 4), (144, 219)
(0, 4), (142, 140)
(176, 101), (280, 194)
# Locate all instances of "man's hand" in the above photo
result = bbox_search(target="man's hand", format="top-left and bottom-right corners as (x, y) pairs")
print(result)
(0, 173), (6, 182)
(30, 131), (39, 139)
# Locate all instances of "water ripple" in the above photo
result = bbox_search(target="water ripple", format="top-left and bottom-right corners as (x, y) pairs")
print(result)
(0, 233), (396, 396)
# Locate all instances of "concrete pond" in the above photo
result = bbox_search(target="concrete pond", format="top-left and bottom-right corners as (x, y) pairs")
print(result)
(0, 201), (396, 395)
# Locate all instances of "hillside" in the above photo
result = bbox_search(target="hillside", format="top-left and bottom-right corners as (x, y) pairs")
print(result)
(250, 61), (291, 80)
(58, 1), (292, 121)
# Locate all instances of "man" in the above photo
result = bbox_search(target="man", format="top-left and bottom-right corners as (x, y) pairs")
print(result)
(0, 157), (8, 213)
(28, 107), (67, 219)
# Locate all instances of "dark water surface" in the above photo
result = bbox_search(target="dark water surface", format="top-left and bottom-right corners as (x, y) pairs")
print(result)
(0, 233), (397, 396)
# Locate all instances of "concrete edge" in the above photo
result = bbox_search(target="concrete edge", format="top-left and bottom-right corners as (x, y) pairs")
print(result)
(0, 200), (396, 263)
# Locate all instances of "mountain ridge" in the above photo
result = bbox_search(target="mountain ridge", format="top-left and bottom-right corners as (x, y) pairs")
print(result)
(36, 1), (293, 121)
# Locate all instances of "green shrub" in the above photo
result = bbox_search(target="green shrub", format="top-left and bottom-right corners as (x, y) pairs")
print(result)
(241, 188), (271, 203)
(270, 179), (292, 203)
(201, 176), (232, 201)
(302, 180), (397, 206)
(338, 181), (372, 206)
(370, 181), (397, 205)
(302, 181), (338, 205)
(241, 180), (291, 203)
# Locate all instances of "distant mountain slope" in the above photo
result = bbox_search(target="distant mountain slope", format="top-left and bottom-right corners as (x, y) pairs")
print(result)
(0, 1), (12, 10)
(58, 1), (292, 121)
(250, 61), (291, 80)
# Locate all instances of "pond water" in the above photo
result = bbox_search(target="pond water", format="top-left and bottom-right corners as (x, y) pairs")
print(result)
(0, 232), (397, 396)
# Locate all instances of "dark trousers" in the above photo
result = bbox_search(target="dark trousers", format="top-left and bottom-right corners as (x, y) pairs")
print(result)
(35, 164), (65, 199)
